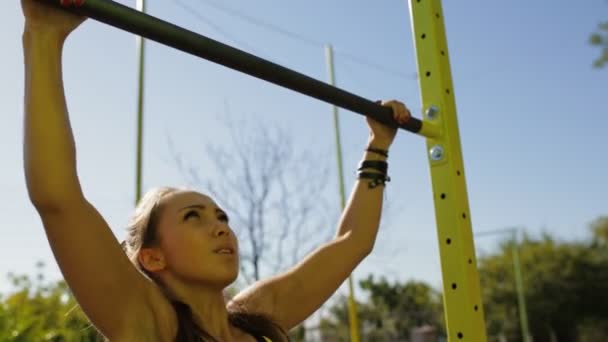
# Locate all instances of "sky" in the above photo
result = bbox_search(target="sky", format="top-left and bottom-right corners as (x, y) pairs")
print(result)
(1, 0), (606, 312)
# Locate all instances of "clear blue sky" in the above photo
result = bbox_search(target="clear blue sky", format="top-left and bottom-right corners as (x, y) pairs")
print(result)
(1, 0), (606, 305)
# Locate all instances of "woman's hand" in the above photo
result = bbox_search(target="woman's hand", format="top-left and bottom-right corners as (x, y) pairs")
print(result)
(21, 0), (86, 39)
(366, 100), (411, 150)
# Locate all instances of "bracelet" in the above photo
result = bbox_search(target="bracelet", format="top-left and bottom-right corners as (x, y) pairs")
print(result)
(365, 147), (389, 158)
(357, 160), (388, 174)
(357, 171), (391, 189)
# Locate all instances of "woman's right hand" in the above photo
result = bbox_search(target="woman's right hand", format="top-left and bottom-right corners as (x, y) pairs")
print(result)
(21, 0), (86, 39)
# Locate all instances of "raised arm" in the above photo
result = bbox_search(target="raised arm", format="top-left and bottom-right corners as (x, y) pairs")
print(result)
(21, 1), (158, 338)
(231, 101), (410, 331)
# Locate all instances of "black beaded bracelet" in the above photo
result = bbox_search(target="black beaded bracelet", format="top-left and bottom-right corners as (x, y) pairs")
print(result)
(358, 171), (391, 189)
(365, 147), (389, 158)
(358, 160), (388, 174)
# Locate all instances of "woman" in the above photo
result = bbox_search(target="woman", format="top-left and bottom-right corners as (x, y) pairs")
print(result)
(21, 0), (411, 340)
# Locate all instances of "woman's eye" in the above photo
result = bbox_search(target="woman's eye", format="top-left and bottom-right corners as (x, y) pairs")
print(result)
(218, 213), (229, 223)
(184, 210), (200, 221)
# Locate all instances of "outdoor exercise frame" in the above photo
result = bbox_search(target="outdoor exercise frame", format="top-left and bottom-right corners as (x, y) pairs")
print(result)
(42, 0), (488, 340)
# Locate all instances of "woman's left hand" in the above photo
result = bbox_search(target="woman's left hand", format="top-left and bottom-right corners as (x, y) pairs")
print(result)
(366, 100), (411, 149)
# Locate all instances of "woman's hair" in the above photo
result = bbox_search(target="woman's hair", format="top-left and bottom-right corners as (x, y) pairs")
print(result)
(121, 187), (288, 341)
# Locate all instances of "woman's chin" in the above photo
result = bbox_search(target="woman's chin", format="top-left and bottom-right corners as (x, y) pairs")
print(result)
(207, 268), (239, 288)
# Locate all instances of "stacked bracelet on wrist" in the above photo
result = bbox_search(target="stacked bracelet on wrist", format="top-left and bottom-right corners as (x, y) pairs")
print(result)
(357, 159), (390, 189)
(365, 147), (389, 158)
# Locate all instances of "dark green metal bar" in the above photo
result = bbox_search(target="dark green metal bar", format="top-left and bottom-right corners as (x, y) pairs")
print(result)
(41, 0), (423, 133)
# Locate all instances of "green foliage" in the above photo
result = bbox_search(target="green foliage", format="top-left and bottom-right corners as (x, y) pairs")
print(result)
(319, 276), (445, 341)
(288, 324), (307, 341)
(590, 216), (608, 246)
(479, 229), (608, 341)
(318, 296), (352, 340)
(590, 22), (608, 68)
(0, 263), (101, 342)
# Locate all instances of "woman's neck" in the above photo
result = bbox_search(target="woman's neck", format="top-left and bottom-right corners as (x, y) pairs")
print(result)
(164, 278), (239, 341)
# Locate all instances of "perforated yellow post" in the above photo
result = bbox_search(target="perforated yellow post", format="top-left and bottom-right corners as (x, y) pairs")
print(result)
(408, 1), (488, 340)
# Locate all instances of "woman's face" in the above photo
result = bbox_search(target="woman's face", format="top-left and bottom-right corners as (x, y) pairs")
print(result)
(154, 190), (239, 287)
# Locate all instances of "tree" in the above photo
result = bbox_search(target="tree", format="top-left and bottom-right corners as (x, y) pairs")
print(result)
(590, 22), (608, 68)
(169, 114), (332, 284)
(590, 216), (608, 246)
(0, 262), (100, 342)
(319, 275), (445, 341)
(479, 223), (608, 342)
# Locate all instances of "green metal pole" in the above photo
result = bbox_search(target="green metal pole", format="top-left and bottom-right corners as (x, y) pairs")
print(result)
(512, 229), (531, 342)
(477, 227), (532, 341)
(325, 44), (360, 342)
(134, 0), (146, 204)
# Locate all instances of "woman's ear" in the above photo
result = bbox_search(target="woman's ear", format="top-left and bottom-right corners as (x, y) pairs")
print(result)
(138, 247), (166, 272)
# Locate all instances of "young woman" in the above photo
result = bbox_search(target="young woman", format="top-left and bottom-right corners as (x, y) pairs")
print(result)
(21, 0), (411, 340)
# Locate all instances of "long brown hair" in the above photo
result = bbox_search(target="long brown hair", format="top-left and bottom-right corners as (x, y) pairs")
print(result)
(122, 187), (288, 341)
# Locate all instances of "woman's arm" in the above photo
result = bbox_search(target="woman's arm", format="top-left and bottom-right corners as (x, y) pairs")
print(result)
(230, 101), (410, 331)
(22, 2), (160, 338)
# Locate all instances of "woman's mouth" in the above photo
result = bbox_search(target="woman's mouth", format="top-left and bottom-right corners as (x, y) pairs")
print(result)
(213, 247), (235, 255)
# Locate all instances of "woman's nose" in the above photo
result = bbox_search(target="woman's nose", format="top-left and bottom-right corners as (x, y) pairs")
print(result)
(214, 223), (230, 237)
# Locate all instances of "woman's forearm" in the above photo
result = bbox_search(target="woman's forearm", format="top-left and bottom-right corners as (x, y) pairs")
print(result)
(23, 29), (82, 208)
(335, 138), (390, 255)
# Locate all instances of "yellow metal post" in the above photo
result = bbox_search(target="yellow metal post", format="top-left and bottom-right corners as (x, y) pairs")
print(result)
(408, 1), (488, 340)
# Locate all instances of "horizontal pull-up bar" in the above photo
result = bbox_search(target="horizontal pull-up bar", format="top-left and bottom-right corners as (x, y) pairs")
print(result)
(41, 0), (437, 137)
